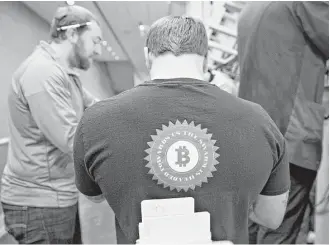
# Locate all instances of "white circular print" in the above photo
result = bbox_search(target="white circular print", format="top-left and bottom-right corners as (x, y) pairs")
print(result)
(166, 140), (199, 173)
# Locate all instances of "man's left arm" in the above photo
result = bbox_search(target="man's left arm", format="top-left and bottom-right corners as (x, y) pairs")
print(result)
(73, 118), (104, 203)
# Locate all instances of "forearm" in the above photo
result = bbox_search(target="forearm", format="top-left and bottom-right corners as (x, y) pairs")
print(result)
(249, 191), (289, 230)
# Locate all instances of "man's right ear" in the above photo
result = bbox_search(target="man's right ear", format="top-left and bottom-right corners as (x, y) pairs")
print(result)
(66, 28), (79, 44)
(143, 47), (149, 58)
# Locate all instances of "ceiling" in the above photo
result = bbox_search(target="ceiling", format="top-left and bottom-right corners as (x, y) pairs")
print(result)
(23, 1), (187, 80)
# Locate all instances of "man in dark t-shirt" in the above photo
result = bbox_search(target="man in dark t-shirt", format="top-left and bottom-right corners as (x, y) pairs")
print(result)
(73, 16), (290, 244)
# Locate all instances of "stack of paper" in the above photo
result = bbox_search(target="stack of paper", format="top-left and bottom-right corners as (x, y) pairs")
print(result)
(137, 197), (212, 244)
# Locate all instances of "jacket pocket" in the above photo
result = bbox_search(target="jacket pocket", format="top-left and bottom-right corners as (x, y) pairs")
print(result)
(2, 204), (28, 242)
(285, 86), (325, 170)
(302, 101), (325, 170)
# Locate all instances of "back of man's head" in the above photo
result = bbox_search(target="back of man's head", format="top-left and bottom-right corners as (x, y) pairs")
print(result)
(50, 5), (100, 43)
(146, 16), (208, 58)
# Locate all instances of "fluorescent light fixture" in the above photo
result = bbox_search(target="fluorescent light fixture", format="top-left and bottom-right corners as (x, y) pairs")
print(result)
(138, 22), (150, 37)
(106, 46), (112, 52)
(102, 40), (107, 46)
(139, 24), (145, 32)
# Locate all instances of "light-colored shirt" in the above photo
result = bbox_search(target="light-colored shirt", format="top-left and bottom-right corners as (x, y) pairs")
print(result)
(1, 41), (98, 207)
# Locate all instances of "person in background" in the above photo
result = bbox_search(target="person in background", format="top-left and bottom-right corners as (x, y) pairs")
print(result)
(1, 5), (102, 244)
(204, 69), (238, 96)
(209, 69), (238, 96)
(73, 16), (290, 244)
(237, 1), (329, 243)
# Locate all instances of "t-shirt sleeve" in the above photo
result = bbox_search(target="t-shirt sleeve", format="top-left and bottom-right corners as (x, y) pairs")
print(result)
(260, 140), (290, 196)
(256, 105), (291, 196)
(73, 118), (102, 197)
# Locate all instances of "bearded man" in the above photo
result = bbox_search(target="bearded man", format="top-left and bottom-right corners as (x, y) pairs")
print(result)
(1, 5), (102, 244)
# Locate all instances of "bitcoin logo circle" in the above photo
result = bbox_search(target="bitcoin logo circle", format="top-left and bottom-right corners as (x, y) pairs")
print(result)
(167, 141), (199, 172)
(145, 120), (220, 192)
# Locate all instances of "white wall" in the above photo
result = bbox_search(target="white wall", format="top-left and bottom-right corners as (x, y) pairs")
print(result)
(80, 62), (115, 99)
(185, 1), (212, 22)
(106, 61), (135, 94)
(134, 72), (150, 86)
(0, 1), (50, 138)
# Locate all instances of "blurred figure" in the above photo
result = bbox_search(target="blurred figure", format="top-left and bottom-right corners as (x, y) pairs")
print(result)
(209, 70), (238, 96)
(1, 5), (102, 244)
(204, 69), (238, 96)
(237, 1), (329, 243)
(73, 16), (290, 244)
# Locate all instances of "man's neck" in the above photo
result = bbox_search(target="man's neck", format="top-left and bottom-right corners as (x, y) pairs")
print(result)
(149, 54), (205, 81)
(49, 41), (72, 70)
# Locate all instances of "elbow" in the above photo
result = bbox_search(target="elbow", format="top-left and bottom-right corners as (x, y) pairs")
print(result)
(58, 135), (75, 155)
(48, 130), (75, 154)
(252, 209), (285, 230)
(262, 214), (285, 230)
(58, 141), (73, 155)
(265, 221), (281, 230)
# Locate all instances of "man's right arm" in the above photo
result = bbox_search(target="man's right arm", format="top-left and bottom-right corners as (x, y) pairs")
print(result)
(82, 87), (100, 109)
(22, 64), (78, 154)
(249, 107), (291, 229)
(249, 191), (289, 229)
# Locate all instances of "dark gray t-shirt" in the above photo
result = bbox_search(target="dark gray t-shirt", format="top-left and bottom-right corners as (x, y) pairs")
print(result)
(73, 78), (290, 244)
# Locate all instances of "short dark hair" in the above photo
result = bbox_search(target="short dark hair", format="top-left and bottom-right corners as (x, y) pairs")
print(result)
(50, 5), (100, 43)
(146, 16), (208, 57)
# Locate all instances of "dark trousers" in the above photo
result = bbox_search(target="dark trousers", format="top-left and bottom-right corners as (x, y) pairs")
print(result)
(73, 204), (82, 244)
(2, 202), (82, 244)
(249, 164), (317, 244)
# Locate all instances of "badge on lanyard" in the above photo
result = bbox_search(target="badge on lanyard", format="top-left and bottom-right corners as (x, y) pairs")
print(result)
(145, 120), (220, 192)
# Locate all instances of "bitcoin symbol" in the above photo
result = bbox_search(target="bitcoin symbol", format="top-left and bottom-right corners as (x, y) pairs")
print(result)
(175, 146), (190, 167)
